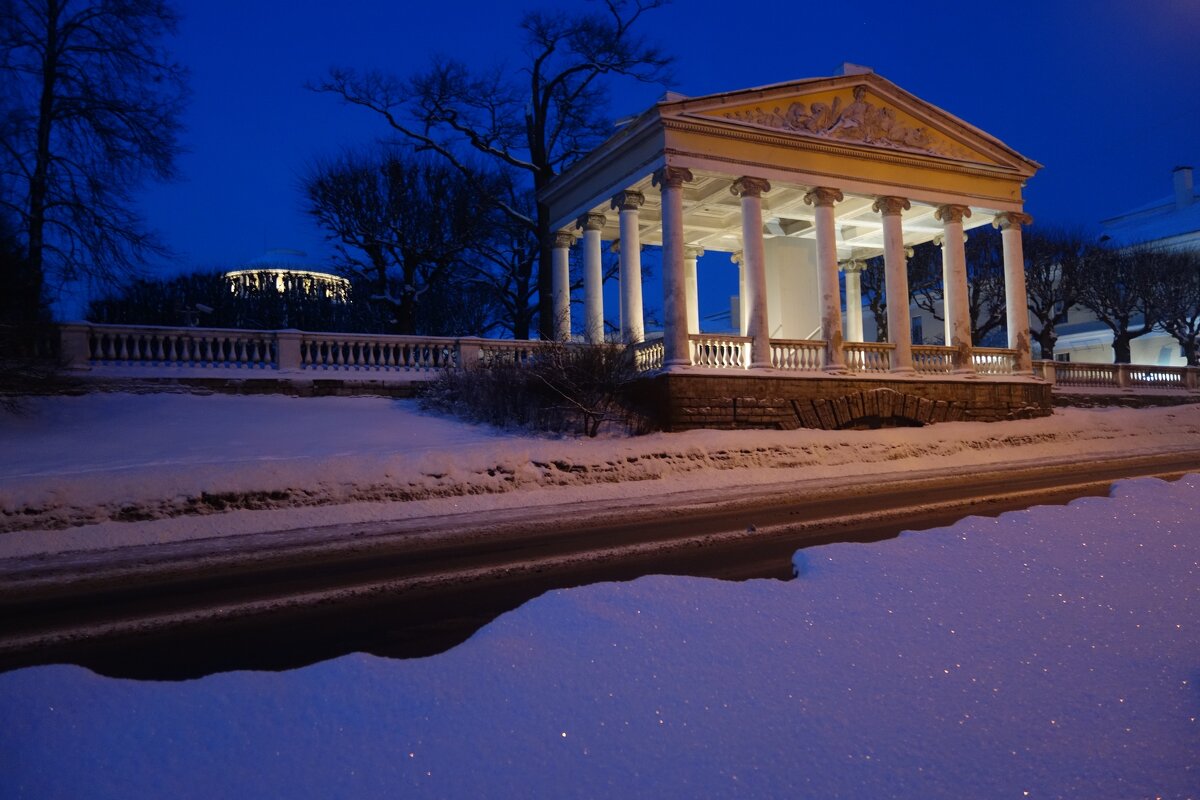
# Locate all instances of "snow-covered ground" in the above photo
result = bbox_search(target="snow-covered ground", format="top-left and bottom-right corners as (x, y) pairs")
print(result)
(2, 393), (1200, 558)
(2, 473), (1197, 798)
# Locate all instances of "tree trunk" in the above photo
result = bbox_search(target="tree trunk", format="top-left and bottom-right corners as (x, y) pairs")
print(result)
(25, 1), (60, 321)
(871, 304), (888, 342)
(1183, 340), (1198, 367)
(512, 267), (532, 340)
(534, 202), (553, 341)
(1112, 334), (1132, 364)
(1034, 326), (1056, 360)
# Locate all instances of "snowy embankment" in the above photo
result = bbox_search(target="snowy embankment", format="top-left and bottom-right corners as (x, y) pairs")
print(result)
(2, 393), (1200, 558)
(2, 474), (1197, 798)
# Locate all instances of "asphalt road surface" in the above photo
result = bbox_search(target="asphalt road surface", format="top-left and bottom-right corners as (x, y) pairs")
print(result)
(2, 450), (1198, 679)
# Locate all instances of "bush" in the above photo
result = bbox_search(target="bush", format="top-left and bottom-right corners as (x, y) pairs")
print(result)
(421, 342), (647, 437)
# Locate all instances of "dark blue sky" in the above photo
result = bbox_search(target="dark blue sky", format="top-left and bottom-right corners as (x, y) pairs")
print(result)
(137, 0), (1199, 285)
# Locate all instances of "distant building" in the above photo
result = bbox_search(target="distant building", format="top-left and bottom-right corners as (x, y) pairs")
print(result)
(1055, 166), (1199, 365)
(224, 249), (350, 303)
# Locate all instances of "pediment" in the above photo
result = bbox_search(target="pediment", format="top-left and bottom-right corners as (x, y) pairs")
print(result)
(666, 74), (1037, 174)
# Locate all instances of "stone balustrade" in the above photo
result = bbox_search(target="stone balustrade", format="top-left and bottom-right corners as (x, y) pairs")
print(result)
(689, 334), (751, 369)
(65, 323), (277, 370)
(60, 323), (474, 378)
(844, 342), (894, 373)
(770, 339), (825, 371)
(911, 345), (957, 374)
(972, 348), (1018, 376)
(1129, 365), (1189, 389)
(50, 323), (1200, 394)
(632, 339), (664, 372)
(301, 332), (459, 372)
(1034, 360), (1200, 390)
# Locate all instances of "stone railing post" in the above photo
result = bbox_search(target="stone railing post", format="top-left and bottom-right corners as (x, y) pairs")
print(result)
(275, 329), (303, 371)
(59, 322), (92, 370)
(1042, 360), (1057, 386)
(456, 337), (482, 369)
(1186, 366), (1198, 391)
(1115, 363), (1131, 389)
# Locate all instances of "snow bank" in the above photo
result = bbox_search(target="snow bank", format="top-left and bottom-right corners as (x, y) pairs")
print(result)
(2, 394), (1200, 557)
(2, 474), (1197, 798)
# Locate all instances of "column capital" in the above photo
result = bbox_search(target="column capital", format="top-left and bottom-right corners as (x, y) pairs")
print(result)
(730, 250), (744, 265)
(611, 189), (645, 211)
(839, 259), (867, 274)
(684, 245), (705, 259)
(730, 176), (771, 198)
(904, 246), (915, 259)
(610, 239), (644, 255)
(872, 195), (911, 216)
(993, 211), (1033, 231)
(934, 204), (972, 224)
(577, 212), (607, 231)
(549, 230), (578, 248)
(933, 232), (968, 247)
(803, 186), (844, 207)
(652, 166), (694, 189)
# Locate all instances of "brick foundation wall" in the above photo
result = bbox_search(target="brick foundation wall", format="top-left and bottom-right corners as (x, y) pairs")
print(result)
(636, 372), (1054, 431)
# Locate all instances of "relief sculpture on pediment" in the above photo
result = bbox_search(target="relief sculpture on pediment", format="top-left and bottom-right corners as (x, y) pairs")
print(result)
(723, 85), (973, 160)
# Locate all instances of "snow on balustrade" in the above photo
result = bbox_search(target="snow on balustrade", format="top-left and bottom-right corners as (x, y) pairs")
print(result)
(971, 348), (1018, 376)
(911, 345), (956, 374)
(87, 324), (275, 369)
(689, 334), (750, 369)
(300, 334), (456, 372)
(770, 339), (825, 371)
(844, 342), (893, 373)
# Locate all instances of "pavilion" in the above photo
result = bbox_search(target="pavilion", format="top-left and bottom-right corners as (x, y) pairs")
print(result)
(537, 65), (1052, 430)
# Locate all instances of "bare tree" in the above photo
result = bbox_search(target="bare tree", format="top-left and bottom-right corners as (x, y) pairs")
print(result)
(304, 149), (488, 335)
(961, 227), (1008, 345)
(908, 241), (944, 341)
(1023, 227), (1086, 360)
(0, 0), (187, 321)
(468, 174), (540, 338)
(1075, 243), (1159, 363)
(1149, 248), (1200, 366)
(311, 0), (672, 340)
(860, 256), (888, 342)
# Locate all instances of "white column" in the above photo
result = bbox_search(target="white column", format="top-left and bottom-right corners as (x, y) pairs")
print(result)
(804, 187), (847, 372)
(550, 230), (575, 341)
(684, 246), (703, 335)
(653, 166), (693, 367)
(841, 260), (865, 343)
(934, 236), (952, 345)
(731, 251), (747, 335)
(994, 211), (1034, 373)
(577, 212), (606, 344)
(935, 205), (975, 373)
(731, 177), (772, 368)
(873, 195), (914, 373)
(611, 190), (645, 344)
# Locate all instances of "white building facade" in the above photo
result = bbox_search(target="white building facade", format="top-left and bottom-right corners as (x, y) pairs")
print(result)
(1055, 166), (1199, 365)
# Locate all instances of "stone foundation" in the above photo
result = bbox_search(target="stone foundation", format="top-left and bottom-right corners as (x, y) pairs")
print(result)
(636, 371), (1053, 431)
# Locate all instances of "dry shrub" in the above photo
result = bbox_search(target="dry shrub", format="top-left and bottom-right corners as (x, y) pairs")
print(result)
(421, 342), (647, 436)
